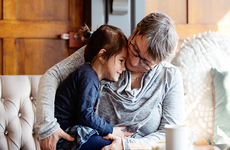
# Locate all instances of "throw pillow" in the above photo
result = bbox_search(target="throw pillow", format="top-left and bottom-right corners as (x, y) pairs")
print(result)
(211, 68), (230, 144)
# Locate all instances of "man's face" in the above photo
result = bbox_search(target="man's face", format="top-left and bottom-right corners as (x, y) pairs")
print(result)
(126, 30), (156, 73)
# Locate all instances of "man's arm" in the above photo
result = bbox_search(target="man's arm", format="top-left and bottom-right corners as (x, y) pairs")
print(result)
(35, 46), (85, 140)
(38, 127), (75, 150)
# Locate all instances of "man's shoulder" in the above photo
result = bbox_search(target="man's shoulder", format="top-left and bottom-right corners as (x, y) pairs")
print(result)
(161, 61), (179, 70)
(71, 45), (85, 58)
(54, 45), (86, 71)
(161, 61), (181, 77)
(161, 61), (176, 68)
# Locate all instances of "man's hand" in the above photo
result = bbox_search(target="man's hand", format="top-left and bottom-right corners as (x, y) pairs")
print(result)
(102, 134), (123, 150)
(113, 126), (133, 138)
(39, 127), (75, 150)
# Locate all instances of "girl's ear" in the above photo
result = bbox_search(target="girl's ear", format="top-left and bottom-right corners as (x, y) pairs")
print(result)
(98, 49), (106, 57)
(98, 49), (106, 63)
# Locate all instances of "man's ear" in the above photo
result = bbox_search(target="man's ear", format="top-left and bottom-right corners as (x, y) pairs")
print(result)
(98, 49), (106, 63)
(132, 28), (137, 34)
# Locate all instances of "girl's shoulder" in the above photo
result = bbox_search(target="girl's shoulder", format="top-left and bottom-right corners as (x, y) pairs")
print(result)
(75, 62), (92, 73)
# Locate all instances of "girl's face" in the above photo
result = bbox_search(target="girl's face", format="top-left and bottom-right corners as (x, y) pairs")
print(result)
(104, 47), (127, 82)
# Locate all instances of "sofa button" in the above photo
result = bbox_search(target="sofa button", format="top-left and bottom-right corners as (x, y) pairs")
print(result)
(18, 113), (22, 118)
(1, 98), (4, 102)
(30, 97), (34, 100)
(4, 131), (8, 136)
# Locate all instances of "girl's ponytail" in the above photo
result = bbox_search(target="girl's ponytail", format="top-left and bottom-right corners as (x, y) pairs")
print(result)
(79, 24), (92, 44)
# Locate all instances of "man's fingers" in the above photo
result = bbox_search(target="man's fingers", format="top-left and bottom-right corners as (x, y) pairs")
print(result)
(119, 126), (126, 130)
(60, 131), (75, 142)
(102, 145), (110, 150)
(123, 137), (134, 139)
(124, 131), (133, 137)
(103, 134), (112, 140)
(103, 134), (119, 140)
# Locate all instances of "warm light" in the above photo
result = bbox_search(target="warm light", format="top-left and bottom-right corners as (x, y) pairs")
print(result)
(217, 10), (230, 25)
(217, 10), (230, 35)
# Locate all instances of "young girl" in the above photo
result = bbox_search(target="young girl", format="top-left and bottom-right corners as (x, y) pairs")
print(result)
(55, 24), (131, 149)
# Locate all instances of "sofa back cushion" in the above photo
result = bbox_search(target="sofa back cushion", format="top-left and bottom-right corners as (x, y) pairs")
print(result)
(0, 75), (41, 150)
(171, 32), (230, 143)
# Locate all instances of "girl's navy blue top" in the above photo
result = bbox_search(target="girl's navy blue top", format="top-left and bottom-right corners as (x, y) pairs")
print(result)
(55, 63), (113, 136)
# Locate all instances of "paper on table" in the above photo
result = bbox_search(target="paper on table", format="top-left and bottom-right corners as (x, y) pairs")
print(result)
(217, 126), (230, 145)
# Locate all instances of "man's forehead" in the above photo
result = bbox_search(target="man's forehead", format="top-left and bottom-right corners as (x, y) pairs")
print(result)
(135, 34), (149, 53)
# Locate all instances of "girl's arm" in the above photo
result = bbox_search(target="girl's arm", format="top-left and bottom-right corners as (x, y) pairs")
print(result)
(35, 46), (85, 140)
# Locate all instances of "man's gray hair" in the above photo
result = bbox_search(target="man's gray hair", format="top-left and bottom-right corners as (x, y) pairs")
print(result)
(137, 12), (178, 63)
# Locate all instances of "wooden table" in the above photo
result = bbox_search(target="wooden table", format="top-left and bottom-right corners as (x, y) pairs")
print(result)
(128, 143), (222, 150)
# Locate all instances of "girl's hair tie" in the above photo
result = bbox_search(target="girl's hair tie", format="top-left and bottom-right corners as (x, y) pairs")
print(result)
(87, 31), (93, 38)
(89, 31), (93, 37)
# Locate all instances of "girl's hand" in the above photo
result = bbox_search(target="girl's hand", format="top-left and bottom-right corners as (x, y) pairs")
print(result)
(112, 126), (133, 138)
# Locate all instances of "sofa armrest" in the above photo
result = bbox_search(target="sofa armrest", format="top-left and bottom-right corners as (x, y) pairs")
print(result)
(0, 75), (41, 150)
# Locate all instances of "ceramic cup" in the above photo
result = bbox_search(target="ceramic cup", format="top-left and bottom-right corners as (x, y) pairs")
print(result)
(164, 125), (194, 150)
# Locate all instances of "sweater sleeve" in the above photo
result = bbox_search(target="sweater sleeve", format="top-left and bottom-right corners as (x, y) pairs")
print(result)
(35, 46), (85, 140)
(122, 69), (184, 149)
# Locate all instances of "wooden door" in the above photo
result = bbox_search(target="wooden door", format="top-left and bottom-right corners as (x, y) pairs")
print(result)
(0, 0), (84, 75)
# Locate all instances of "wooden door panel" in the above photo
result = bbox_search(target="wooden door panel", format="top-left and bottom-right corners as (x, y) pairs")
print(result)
(0, 20), (69, 38)
(145, 0), (187, 24)
(17, 0), (69, 20)
(0, 0), (2, 19)
(1, 0), (84, 75)
(189, 0), (230, 24)
(3, 39), (16, 75)
(3, 0), (16, 19)
(3, 39), (68, 75)
(69, 0), (84, 28)
(0, 39), (2, 75)
(15, 39), (68, 75)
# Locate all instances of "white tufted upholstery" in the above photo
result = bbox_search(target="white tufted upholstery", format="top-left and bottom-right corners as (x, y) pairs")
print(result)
(171, 32), (230, 144)
(0, 75), (41, 150)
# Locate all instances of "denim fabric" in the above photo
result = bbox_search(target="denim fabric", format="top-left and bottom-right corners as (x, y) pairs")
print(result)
(57, 125), (99, 150)
(80, 135), (112, 150)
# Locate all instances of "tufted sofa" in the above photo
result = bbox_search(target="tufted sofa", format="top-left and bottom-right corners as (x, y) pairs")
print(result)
(0, 75), (41, 150)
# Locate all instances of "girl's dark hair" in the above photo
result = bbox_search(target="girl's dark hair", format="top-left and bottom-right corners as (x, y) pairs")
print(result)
(80, 24), (127, 63)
